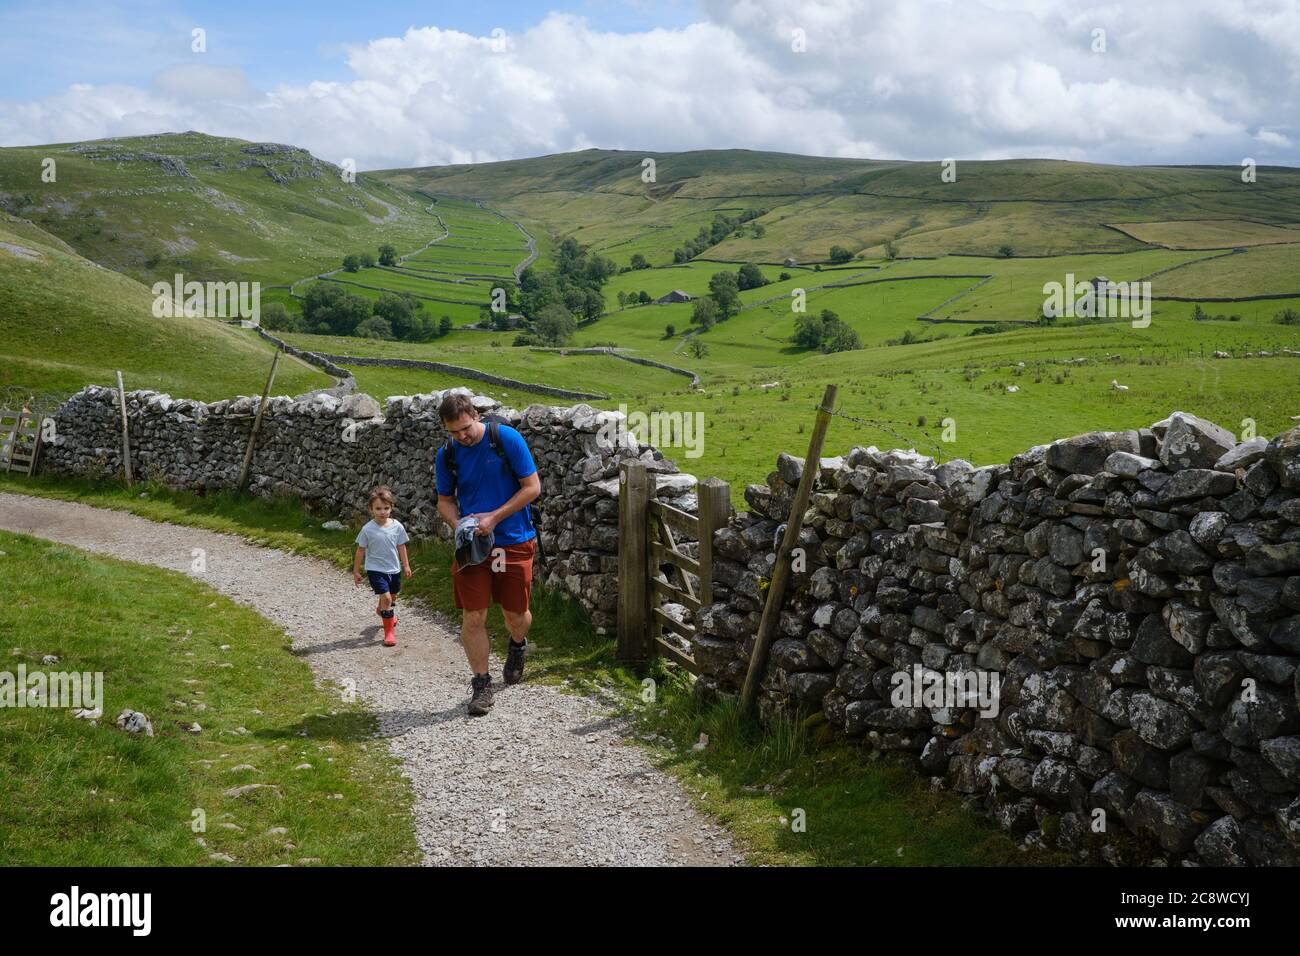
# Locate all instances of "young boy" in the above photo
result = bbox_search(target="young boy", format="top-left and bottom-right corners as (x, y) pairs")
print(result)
(352, 486), (413, 647)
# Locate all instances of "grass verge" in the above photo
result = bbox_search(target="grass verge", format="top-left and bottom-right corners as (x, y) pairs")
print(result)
(0, 527), (419, 866)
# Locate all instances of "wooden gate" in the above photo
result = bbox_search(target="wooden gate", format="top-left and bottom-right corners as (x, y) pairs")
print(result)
(616, 459), (730, 669)
(0, 408), (44, 475)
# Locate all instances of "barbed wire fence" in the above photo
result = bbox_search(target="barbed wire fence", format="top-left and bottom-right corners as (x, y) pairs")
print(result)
(824, 402), (948, 461)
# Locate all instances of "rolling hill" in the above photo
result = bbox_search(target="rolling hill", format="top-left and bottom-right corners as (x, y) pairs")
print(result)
(0, 213), (330, 403)
(0, 132), (436, 286)
(375, 149), (1300, 266)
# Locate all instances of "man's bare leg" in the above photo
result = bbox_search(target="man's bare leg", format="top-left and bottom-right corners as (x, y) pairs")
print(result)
(461, 608), (491, 674)
(502, 608), (532, 644)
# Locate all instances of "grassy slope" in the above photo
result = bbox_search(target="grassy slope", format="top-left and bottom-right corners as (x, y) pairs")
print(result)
(0, 132), (434, 286)
(0, 528), (419, 866)
(0, 216), (329, 401)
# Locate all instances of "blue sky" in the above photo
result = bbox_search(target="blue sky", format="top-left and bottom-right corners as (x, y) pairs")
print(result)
(1, 1), (1295, 169)
(0, 0), (702, 99)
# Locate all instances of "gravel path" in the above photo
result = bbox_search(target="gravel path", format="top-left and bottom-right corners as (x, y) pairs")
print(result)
(0, 492), (740, 867)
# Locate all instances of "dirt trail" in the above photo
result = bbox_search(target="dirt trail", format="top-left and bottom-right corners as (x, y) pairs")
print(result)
(0, 492), (740, 867)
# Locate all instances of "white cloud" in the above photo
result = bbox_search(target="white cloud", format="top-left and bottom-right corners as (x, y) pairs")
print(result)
(0, 1), (1294, 168)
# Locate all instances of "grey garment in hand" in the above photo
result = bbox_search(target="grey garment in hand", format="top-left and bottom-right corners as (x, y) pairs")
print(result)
(455, 515), (494, 567)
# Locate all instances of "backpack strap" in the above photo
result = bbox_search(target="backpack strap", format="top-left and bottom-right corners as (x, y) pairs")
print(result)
(441, 437), (459, 497)
(486, 421), (515, 478)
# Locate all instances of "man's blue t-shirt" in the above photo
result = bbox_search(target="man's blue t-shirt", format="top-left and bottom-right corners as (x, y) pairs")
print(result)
(435, 423), (537, 546)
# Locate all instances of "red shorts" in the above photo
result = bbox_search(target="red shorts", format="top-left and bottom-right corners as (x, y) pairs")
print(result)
(452, 538), (536, 613)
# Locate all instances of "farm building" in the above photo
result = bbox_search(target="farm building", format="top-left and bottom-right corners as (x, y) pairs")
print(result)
(783, 257), (799, 267)
(655, 290), (693, 304)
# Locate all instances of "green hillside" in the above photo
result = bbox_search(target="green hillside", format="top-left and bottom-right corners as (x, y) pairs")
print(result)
(375, 150), (1300, 267)
(0, 132), (435, 286)
(0, 214), (330, 402)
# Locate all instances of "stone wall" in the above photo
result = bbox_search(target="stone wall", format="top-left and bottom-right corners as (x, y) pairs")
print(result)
(692, 412), (1300, 865)
(40, 385), (695, 634)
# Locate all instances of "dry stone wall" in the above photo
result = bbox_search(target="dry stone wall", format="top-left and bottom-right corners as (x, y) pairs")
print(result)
(693, 412), (1300, 866)
(40, 384), (695, 634)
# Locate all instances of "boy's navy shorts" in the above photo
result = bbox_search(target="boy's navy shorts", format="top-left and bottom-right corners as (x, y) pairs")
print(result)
(366, 570), (402, 596)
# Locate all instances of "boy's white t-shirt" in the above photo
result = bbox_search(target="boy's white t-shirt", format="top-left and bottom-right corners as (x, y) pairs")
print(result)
(355, 519), (410, 573)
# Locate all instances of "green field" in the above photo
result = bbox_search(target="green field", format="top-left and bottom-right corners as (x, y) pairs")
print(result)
(0, 529), (419, 866)
(1152, 244), (1300, 298)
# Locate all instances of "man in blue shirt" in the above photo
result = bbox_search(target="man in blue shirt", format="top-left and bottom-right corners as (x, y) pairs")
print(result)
(435, 392), (541, 716)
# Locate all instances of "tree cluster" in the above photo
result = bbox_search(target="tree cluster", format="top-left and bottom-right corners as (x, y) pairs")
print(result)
(792, 308), (861, 353)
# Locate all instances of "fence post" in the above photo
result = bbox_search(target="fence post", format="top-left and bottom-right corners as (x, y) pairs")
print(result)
(115, 370), (133, 487)
(617, 459), (651, 665)
(695, 477), (731, 607)
(740, 383), (838, 719)
(237, 350), (281, 492)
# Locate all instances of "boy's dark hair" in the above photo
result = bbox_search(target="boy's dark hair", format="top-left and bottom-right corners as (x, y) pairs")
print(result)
(438, 392), (478, 423)
(368, 485), (396, 507)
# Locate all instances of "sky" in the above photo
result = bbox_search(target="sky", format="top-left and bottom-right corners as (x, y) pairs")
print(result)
(0, 0), (1296, 170)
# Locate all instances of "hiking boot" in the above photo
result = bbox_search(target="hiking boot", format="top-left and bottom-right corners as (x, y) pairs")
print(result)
(503, 639), (527, 685)
(468, 674), (494, 716)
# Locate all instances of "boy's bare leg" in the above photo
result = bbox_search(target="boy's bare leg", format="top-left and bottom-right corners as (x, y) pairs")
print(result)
(460, 608), (490, 674)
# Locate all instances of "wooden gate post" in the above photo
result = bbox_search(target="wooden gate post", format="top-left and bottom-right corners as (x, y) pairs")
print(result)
(617, 458), (651, 664)
(115, 370), (133, 487)
(740, 383), (838, 718)
(695, 477), (731, 606)
(237, 349), (281, 492)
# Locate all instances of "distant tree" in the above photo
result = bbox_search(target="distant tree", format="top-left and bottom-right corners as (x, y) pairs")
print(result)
(630, 253), (650, 270)
(828, 245), (854, 264)
(824, 321), (861, 353)
(708, 271), (741, 319)
(998, 244), (1014, 258)
(687, 337), (709, 359)
(779, 271), (792, 282)
(378, 244), (398, 266)
(638, 290), (652, 304)
(534, 303), (576, 346)
(302, 282), (370, 336)
(791, 308), (860, 353)
(736, 262), (768, 291)
(884, 239), (899, 260)
(342, 254), (362, 273)
(359, 251), (376, 269)
(373, 292), (426, 340)
(354, 315), (393, 340)
(814, 263), (822, 272)
(617, 290), (629, 309)
(691, 298), (719, 329)
(1274, 307), (1300, 325)
(260, 302), (299, 332)
(664, 323), (676, 338)
(751, 223), (766, 238)
(439, 315), (453, 336)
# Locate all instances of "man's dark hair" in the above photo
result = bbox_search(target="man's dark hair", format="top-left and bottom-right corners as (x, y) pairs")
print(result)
(438, 392), (478, 423)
